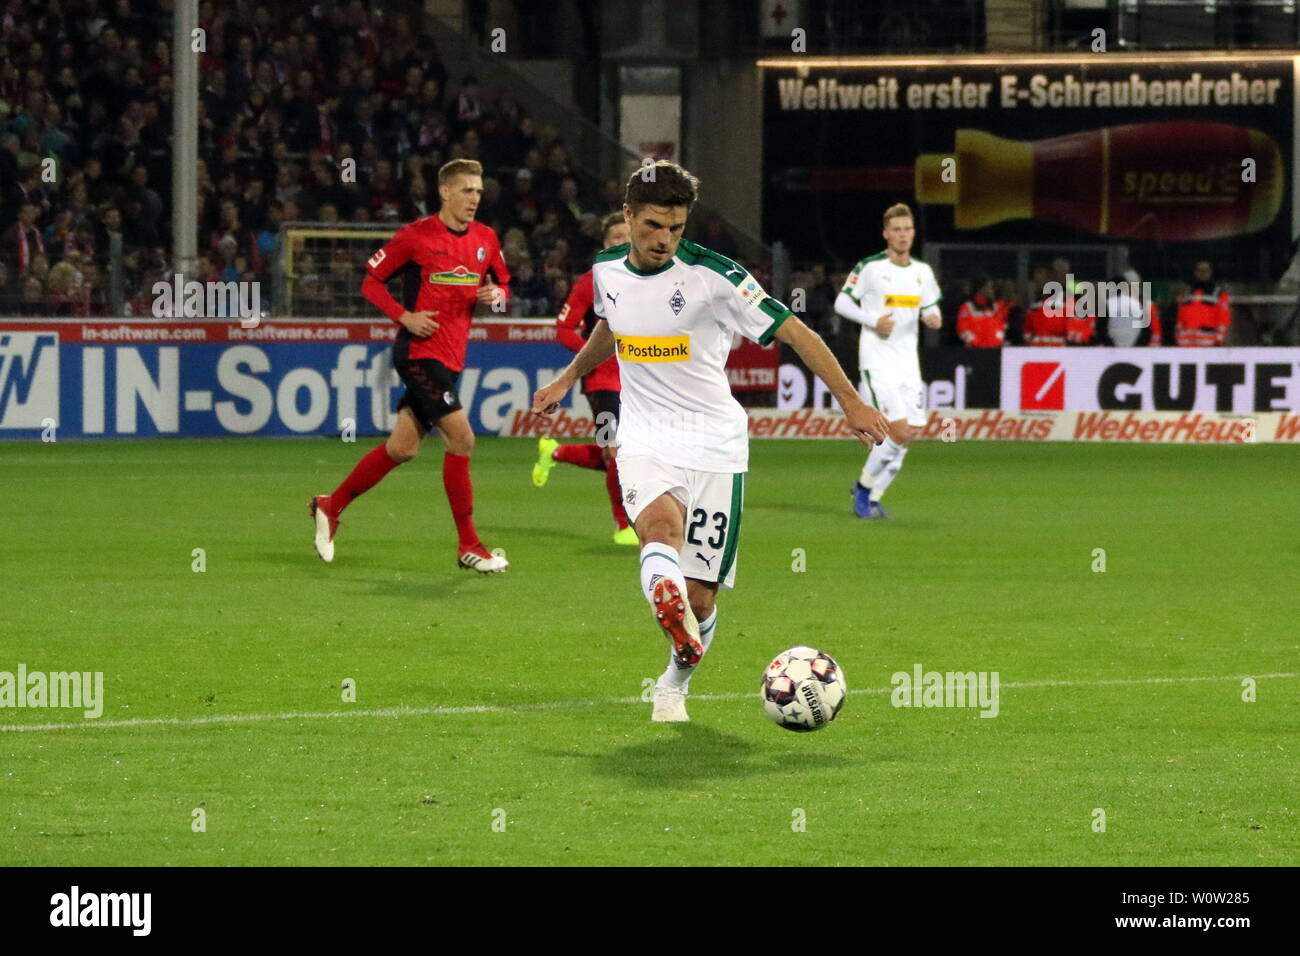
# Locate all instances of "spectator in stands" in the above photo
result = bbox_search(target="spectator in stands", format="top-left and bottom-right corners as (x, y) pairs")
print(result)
(1051, 256), (1081, 295)
(1022, 266), (1068, 346)
(1175, 260), (1231, 347)
(700, 215), (740, 260)
(1101, 274), (1161, 347)
(4, 202), (45, 273)
(124, 164), (164, 244)
(24, 253), (52, 290)
(956, 274), (1007, 348)
(507, 168), (541, 228)
(46, 260), (83, 317)
(401, 174), (434, 220)
(512, 260), (550, 317)
(447, 75), (483, 140)
(20, 275), (49, 316)
(210, 200), (263, 276)
(549, 275), (571, 316)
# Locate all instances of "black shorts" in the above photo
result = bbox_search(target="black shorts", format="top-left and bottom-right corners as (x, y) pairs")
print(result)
(586, 389), (620, 440)
(394, 333), (462, 432)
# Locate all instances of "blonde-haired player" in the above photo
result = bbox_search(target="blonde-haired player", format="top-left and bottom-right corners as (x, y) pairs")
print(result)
(834, 203), (942, 518)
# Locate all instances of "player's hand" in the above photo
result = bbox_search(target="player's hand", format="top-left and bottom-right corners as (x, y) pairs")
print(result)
(531, 376), (571, 417)
(845, 398), (890, 446)
(921, 311), (942, 330)
(875, 313), (895, 337)
(477, 280), (504, 308)
(398, 310), (439, 337)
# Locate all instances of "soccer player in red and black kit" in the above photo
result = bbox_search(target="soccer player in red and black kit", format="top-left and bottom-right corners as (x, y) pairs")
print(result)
(310, 158), (511, 573)
(529, 212), (637, 545)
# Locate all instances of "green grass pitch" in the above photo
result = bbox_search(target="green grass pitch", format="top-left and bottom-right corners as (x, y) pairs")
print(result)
(1, 436), (1296, 866)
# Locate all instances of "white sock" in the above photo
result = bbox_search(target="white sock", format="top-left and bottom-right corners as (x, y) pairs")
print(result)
(639, 542), (687, 608)
(859, 437), (903, 488)
(659, 607), (717, 692)
(869, 443), (908, 502)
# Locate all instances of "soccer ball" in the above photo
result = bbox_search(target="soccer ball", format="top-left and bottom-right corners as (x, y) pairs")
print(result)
(760, 646), (846, 732)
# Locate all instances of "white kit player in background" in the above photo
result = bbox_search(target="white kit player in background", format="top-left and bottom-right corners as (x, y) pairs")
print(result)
(531, 161), (889, 723)
(834, 203), (943, 519)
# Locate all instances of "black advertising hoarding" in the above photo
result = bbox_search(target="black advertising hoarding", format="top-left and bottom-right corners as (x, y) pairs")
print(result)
(777, 346), (1002, 409)
(761, 56), (1298, 279)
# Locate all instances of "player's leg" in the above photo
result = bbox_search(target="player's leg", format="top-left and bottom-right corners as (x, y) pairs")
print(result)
(603, 446), (636, 545)
(589, 390), (635, 544)
(309, 403), (424, 563)
(620, 457), (702, 668)
(857, 418), (912, 517)
(435, 407), (508, 573)
(651, 470), (744, 722)
(532, 437), (603, 487)
(855, 376), (922, 518)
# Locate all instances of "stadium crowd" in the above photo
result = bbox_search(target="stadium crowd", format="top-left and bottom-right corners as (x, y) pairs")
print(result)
(0, 0), (664, 320)
(0, 0), (1245, 348)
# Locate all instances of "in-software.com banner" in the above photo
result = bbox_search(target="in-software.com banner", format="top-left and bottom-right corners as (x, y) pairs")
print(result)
(0, 318), (779, 440)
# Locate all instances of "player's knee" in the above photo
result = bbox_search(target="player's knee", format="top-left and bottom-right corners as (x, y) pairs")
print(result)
(689, 594), (715, 621)
(446, 432), (475, 457)
(638, 522), (681, 551)
(386, 436), (419, 463)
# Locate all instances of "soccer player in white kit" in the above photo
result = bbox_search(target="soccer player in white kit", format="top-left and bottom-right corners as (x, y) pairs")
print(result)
(532, 162), (889, 723)
(834, 203), (942, 518)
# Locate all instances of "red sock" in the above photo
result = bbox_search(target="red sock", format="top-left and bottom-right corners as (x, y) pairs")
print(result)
(605, 457), (630, 530)
(553, 443), (606, 470)
(329, 442), (400, 513)
(442, 452), (479, 549)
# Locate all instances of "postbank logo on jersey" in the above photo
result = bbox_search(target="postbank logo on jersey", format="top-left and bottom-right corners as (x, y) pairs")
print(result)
(615, 334), (690, 362)
(429, 265), (482, 286)
(883, 294), (922, 308)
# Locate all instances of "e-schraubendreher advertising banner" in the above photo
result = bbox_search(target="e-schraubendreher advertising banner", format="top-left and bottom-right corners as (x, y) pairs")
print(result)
(761, 55), (1298, 273)
(1000, 347), (1300, 413)
(0, 319), (780, 439)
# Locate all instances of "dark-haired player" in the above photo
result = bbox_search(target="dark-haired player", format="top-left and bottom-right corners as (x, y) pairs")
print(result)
(532, 162), (889, 722)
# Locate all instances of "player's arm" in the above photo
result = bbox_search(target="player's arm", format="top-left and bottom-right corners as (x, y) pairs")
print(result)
(835, 268), (895, 335)
(475, 241), (511, 311)
(775, 316), (888, 445)
(920, 268), (943, 329)
(532, 319), (615, 414)
(362, 230), (439, 336)
(555, 273), (593, 353)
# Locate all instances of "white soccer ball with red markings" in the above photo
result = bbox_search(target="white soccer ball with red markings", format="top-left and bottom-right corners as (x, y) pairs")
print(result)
(760, 646), (846, 732)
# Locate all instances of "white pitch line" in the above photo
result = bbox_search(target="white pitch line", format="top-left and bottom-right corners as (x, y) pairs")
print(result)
(0, 672), (1295, 734)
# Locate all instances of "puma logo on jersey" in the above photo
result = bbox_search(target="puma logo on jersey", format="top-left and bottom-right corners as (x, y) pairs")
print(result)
(725, 267), (742, 277)
(606, 292), (620, 307)
(695, 552), (714, 568)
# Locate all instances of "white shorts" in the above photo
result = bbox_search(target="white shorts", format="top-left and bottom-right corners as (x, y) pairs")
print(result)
(617, 454), (745, 589)
(860, 371), (926, 427)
